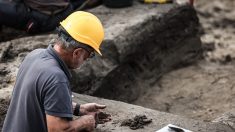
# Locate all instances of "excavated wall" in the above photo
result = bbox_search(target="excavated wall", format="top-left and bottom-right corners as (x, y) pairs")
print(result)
(71, 4), (202, 103)
(0, 2), (202, 130)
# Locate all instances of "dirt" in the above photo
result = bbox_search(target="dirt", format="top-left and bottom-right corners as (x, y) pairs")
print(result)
(0, 99), (9, 129)
(0, 0), (234, 128)
(96, 112), (112, 124)
(120, 115), (152, 130)
(133, 0), (235, 121)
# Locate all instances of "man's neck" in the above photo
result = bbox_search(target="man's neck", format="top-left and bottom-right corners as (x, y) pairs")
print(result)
(53, 43), (72, 67)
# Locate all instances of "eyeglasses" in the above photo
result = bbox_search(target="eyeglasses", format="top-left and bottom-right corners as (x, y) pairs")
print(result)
(63, 36), (95, 58)
(82, 48), (95, 58)
(68, 40), (95, 58)
(88, 51), (95, 58)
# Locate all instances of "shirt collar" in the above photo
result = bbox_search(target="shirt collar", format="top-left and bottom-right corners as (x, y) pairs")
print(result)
(46, 44), (72, 81)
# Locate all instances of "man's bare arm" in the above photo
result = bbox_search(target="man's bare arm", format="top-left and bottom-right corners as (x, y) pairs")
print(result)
(46, 114), (95, 132)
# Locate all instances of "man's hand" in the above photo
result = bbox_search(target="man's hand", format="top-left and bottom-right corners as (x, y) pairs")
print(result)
(80, 103), (112, 125)
(80, 103), (106, 116)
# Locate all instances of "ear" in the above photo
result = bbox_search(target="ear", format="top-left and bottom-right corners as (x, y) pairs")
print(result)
(73, 48), (84, 56)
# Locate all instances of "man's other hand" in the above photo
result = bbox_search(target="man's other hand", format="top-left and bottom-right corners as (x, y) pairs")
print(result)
(80, 103), (106, 115)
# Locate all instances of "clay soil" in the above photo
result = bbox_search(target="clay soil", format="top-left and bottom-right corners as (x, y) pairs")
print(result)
(133, 0), (235, 121)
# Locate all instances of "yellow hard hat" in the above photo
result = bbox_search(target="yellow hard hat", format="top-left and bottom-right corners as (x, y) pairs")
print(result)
(60, 11), (104, 55)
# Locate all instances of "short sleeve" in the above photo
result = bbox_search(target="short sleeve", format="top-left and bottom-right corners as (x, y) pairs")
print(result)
(43, 82), (73, 118)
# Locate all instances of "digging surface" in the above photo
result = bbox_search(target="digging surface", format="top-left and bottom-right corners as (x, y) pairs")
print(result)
(133, 0), (235, 121)
(73, 93), (234, 132)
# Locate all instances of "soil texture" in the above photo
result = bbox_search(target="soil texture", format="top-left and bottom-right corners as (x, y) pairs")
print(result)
(96, 112), (112, 124)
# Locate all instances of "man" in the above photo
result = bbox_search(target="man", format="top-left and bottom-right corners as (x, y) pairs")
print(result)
(0, 0), (73, 33)
(3, 11), (110, 132)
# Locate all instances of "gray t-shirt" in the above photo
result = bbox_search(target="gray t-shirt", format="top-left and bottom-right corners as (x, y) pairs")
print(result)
(2, 45), (73, 132)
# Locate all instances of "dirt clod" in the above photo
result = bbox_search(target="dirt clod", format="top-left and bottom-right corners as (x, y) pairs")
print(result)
(120, 115), (152, 130)
(96, 112), (112, 124)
